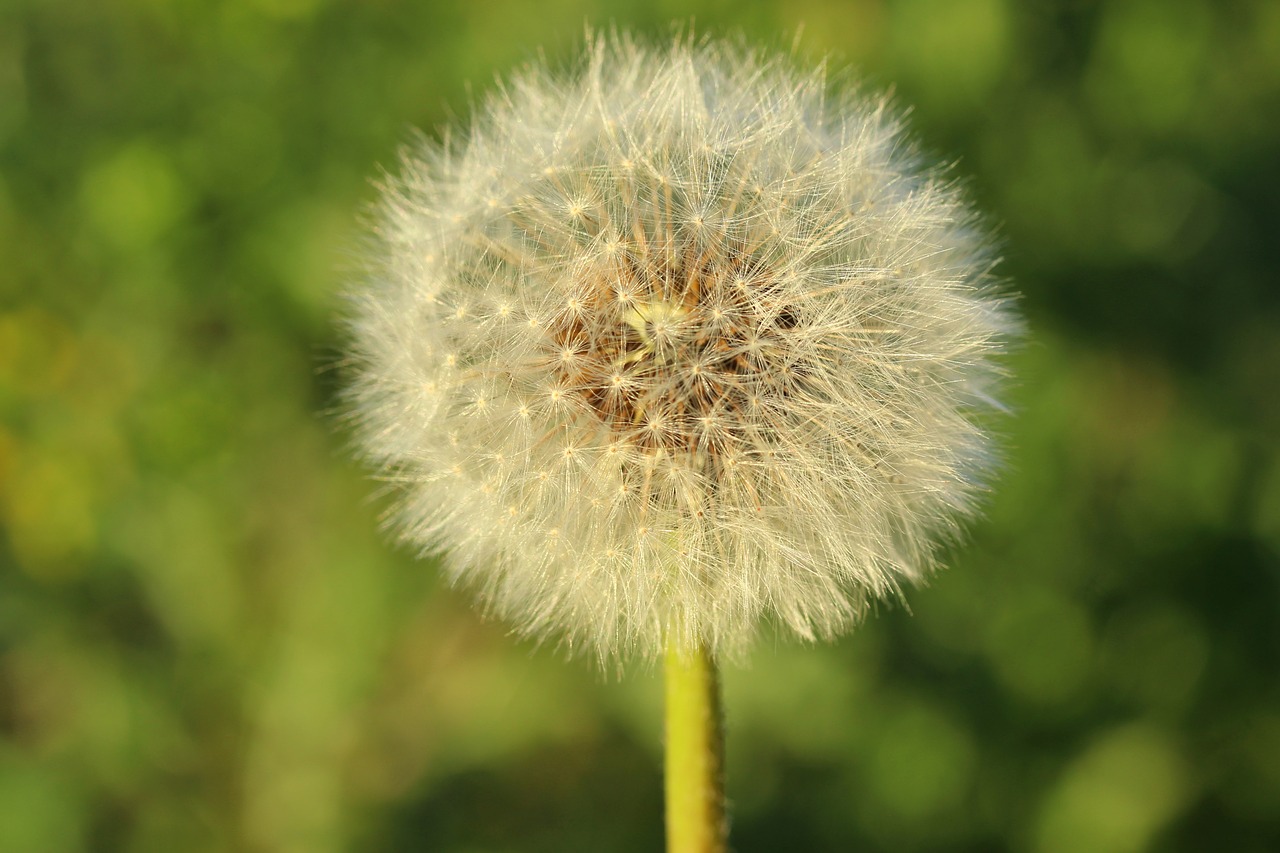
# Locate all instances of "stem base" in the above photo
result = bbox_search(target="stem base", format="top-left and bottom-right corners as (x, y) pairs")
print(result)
(664, 641), (726, 853)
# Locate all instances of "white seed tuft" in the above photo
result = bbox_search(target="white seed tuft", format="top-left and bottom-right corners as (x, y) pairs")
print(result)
(345, 33), (1019, 662)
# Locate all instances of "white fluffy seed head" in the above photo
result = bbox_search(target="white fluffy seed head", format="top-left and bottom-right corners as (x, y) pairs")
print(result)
(346, 33), (1019, 662)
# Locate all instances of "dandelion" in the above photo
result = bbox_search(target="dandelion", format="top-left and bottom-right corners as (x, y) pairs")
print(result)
(346, 31), (1017, 852)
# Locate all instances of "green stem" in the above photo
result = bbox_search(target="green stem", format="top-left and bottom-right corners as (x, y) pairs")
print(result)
(664, 639), (727, 853)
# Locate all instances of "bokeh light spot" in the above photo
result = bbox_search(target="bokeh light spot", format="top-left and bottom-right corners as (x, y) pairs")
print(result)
(1035, 724), (1191, 853)
(80, 142), (188, 249)
(985, 588), (1093, 705)
(867, 703), (976, 822)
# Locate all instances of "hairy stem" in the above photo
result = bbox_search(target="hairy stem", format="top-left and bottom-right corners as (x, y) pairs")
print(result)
(664, 639), (727, 853)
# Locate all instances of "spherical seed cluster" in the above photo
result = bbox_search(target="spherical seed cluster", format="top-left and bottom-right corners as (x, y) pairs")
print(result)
(347, 35), (1017, 660)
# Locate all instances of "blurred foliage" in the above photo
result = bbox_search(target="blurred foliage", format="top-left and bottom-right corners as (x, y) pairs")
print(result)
(2, 0), (1279, 851)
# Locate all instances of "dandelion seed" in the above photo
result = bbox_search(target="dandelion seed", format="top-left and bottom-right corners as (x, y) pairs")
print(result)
(345, 33), (1018, 663)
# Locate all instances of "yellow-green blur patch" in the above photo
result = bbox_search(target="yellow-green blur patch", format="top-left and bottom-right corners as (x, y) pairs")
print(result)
(1036, 725), (1192, 853)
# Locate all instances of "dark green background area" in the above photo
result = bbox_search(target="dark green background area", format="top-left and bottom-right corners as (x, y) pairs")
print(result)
(2, 1), (1278, 851)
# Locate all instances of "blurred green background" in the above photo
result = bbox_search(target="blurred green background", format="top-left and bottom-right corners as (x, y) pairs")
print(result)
(2, 0), (1278, 850)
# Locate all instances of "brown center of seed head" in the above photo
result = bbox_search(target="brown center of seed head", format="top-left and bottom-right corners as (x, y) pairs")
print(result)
(548, 237), (803, 467)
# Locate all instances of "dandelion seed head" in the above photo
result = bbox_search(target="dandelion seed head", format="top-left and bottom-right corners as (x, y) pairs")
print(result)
(346, 33), (1018, 661)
